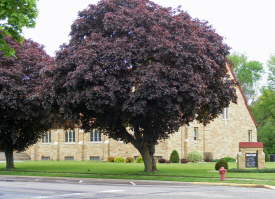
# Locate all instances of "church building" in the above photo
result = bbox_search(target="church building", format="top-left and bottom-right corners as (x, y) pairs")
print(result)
(25, 65), (257, 161)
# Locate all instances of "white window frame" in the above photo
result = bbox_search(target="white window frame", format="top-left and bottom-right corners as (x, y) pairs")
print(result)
(222, 108), (229, 120)
(90, 130), (101, 142)
(194, 127), (198, 141)
(42, 131), (51, 143)
(248, 130), (252, 142)
(65, 130), (75, 143)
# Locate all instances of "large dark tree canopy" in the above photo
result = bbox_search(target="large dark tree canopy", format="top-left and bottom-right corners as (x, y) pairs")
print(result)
(0, 36), (53, 169)
(49, 0), (238, 171)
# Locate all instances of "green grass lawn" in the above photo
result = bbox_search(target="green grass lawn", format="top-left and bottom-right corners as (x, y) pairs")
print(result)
(0, 161), (275, 186)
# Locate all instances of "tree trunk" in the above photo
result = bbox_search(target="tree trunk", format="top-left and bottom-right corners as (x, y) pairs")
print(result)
(5, 146), (15, 169)
(138, 144), (157, 172)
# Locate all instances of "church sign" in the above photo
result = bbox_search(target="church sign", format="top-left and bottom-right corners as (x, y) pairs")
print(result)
(245, 153), (257, 167)
(237, 142), (265, 169)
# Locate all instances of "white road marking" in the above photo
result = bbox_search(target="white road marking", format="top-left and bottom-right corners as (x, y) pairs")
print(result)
(31, 193), (83, 198)
(100, 190), (125, 193)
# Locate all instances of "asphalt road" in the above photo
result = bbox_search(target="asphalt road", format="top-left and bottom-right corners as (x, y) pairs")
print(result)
(0, 176), (274, 199)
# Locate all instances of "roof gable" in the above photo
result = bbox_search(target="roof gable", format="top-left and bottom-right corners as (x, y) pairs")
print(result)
(226, 64), (257, 127)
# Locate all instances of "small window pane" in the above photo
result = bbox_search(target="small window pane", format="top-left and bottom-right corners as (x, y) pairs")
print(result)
(248, 130), (252, 142)
(194, 128), (198, 141)
(65, 156), (74, 161)
(95, 130), (98, 141)
(222, 108), (229, 120)
(90, 130), (94, 141)
(98, 130), (101, 141)
(46, 133), (48, 143)
(69, 131), (72, 142)
(65, 131), (68, 142)
(90, 156), (100, 161)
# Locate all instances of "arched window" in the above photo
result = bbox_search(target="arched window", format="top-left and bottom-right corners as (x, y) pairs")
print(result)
(42, 131), (51, 143)
(194, 127), (198, 141)
(222, 108), (229, 120)
(90, 130), (101, 142)
(65, 130), (75, 143)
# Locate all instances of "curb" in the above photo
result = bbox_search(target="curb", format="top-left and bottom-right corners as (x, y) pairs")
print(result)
(1, 175), (275, 190)
(191, 182), (275, 190)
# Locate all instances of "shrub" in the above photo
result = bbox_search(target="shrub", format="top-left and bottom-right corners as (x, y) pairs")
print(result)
(136, 156), (143, 163)
(170, 150), (180, 163)
(215, 159), (228, 170)
(223, 157), (236, 162)
(114, 157), (124, 163)
(228, 168), (275, 173)
(158, 158), (166, 163)
(187, 150), (203, 162)
(203, 152), (213, 162)
(213, 159), (219, 162)
(125, 157), (134, 163)
(180, 158), (188, 163)
(264, 148), (270, 162)
(107, 156), (115, 162)
(166, 160), (171, 163)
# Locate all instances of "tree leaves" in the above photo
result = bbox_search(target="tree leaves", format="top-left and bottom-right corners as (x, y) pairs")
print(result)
(0, 36), (53, 152)
(50, 0), (238, 170)
(0, 0), (38, 57)
(228, 52), (263, 104)
(250, 88), (275, 153)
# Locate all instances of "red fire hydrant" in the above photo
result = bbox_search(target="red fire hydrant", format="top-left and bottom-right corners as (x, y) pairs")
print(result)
(219, 167), (226, 181)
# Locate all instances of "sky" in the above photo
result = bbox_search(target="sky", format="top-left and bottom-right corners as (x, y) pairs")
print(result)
(23, 0), (275, 86)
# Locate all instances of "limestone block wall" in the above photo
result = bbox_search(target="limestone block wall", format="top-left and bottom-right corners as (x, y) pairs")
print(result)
(202, 84), (256, 159)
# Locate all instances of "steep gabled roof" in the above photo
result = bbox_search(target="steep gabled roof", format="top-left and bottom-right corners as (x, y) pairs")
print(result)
(227, 64), (257, 127)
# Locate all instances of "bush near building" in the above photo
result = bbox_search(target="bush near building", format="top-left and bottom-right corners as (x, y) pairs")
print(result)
(114, 157), (124, 163)
(125, 157), (134, 163)
(187, 151), (203, 162)
(107, 156), (115, 162)
(170, 150), (180, 163)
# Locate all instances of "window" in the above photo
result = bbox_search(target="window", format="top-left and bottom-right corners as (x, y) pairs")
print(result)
(65, 130), (75, 143)
(65, 156), (74, 161)
(90, 130), (101, 142)
(42, 157), (50, 160)
(222, 108), (229, 120)
(248, 130), (252, 142)
(42, 131), (51, 143)
(90, 156), (100, 161)
(154, 156), (162, 161)
(194, 127), (198, 141)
